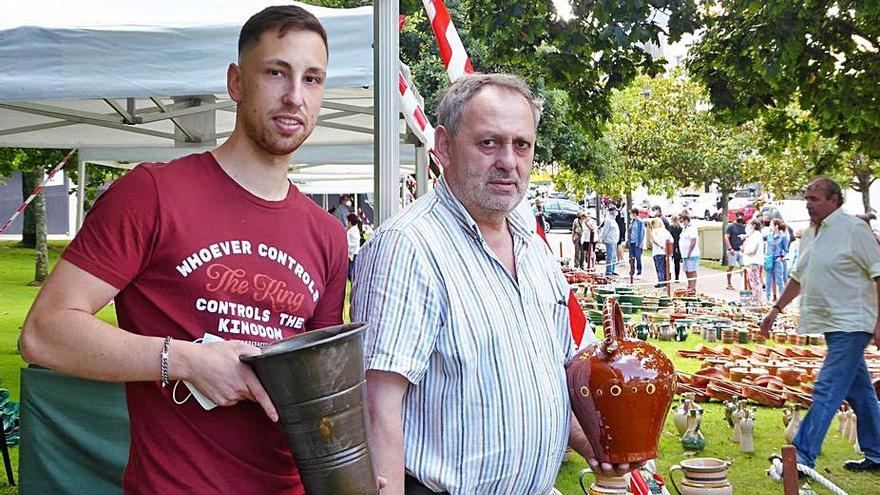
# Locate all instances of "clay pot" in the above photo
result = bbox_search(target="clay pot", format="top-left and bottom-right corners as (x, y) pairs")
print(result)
(786, 333), (799, 345)
(706, 381), (739, 403)
(669, 458), (732, 495)
(728, 368), (749, 383)
(773, 333), (788, 344)
(778, 368), (804, 387)
(753, 344), (771, 357)
(691, 367), (726, 388)
(567, 298), (677, 464)
(578, 470), (631, 495)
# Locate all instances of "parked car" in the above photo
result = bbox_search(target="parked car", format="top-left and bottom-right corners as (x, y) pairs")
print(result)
(675, 193), (721, 220)
(727, 197), (758, 222)
(760, 200), (810, 232)
(542, 198), (583, 230)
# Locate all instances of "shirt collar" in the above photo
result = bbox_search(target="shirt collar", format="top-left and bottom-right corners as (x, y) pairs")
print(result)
(818, 206), (845, 229)
(435, 178), (533, 241)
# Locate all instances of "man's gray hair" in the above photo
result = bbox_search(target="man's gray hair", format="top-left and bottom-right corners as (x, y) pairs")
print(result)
(436, 73), (543, 137)
(807, 176), (844, 207)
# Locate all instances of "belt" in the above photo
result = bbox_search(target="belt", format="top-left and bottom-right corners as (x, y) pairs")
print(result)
(405, 474), (450, 495)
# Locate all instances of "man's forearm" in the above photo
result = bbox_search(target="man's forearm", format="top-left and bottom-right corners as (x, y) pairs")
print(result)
(366, 371), (408, 495)
(773, 279), (801, 310)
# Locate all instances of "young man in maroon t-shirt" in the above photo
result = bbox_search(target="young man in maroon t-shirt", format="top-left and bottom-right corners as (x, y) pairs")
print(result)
(21, 6), (347, 494)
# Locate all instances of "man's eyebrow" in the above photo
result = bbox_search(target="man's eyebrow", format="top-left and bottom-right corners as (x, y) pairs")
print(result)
(263, 58), (292, 70)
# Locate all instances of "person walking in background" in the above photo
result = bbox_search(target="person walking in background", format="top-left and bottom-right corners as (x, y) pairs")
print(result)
(615, 202), (626, 265)
(679, 214), (700, 291)
(761, 177), (880, 474)
(724, 212), (747, 290)
(534, 198), (549, 232)
(584, 210), (598, 271)
(741, 218), (765, 305)
(627, 207), (645, 279)
(572, 212), (585, 269)
(668, 215), (683, 282)
(346, 213), (363, 281)
(784, 229), (802, 278)
(763, 218), (789, 301)
(332, 193), (353, 227)
(649, 218), (672, 288)
(602, 206), (621, 276)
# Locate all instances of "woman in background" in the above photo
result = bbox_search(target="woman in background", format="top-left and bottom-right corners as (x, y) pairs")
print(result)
(346, 213), (363, 281)
(741, 218), (765, 306)
(668, 215), (683, 282)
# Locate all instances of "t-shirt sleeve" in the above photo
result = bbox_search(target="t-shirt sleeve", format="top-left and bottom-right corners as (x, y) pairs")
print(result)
(850, 221), (880, 279)
(306, 226), (348, 331)
(350, 229), (444, 385)
(62, 166), (159, 290)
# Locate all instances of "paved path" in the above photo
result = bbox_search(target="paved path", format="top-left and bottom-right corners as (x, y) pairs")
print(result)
(545, 230), (744, 303)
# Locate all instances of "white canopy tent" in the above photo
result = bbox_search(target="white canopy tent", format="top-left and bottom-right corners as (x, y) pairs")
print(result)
(0, 0), (412, 227)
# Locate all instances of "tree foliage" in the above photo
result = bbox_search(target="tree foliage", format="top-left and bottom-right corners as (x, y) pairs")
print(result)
(688, 0), (880, 161)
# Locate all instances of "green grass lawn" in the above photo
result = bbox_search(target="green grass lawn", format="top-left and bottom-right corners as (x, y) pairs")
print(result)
(1, 241), (878, 494)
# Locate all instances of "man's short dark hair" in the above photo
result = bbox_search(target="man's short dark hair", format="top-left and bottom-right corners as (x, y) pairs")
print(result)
(735, 211), (744, 219)
(238, 5), (328, 60)
(806, 176), (844, 207)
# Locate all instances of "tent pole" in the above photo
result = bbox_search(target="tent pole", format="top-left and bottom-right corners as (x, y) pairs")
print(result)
(373, 0), (400, 226)
(75, 158), (86, 233)
(415, 143), (428, 198)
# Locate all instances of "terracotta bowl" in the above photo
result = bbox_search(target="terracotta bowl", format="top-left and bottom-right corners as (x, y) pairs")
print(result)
(691, 367), (726, 388)
(778, 368), (804, 387)
(753, 374), (784, 388)
(748, 387), (786, 407)
(706, 381), (740, 403)
(728, 367), (749, 383)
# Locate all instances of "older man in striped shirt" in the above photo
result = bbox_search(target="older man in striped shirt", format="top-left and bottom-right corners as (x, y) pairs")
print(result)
(352, 73), (640, 495)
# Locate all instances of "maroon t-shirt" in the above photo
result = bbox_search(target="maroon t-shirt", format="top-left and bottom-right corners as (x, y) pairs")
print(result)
(62, 152), (348, 494)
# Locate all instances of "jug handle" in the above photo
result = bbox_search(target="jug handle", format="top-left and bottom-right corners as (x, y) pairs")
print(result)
(601, 298), (624, 353)
(668, 464), (683, 495)
(578, 468), (594, 494)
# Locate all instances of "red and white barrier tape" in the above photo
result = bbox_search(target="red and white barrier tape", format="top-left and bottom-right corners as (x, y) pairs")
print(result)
(0, 148), (77, 236)
(398, 62), (435, 151)
(422, 0), (474, 81)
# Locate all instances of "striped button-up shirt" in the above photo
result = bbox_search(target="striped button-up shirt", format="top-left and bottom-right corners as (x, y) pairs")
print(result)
(793, 207), (880, 335)
(351, 179), (589, 494)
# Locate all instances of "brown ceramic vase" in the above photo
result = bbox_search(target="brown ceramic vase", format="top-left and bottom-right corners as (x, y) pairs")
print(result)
(567, 298), (677, 464)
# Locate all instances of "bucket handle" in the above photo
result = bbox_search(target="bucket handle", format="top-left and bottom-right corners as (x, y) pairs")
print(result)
(578, 468), (594, 494)
(668, 464), (683, 495)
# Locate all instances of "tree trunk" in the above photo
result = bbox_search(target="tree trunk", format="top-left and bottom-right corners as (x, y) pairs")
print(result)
(852, 155), (875, 213)
(29, 166), (48, 285)
(719, 190), (731, 265)
(20, 169), (39, 248)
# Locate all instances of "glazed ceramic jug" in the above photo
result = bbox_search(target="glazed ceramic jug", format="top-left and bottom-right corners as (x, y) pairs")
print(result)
(578, 470), (631, 495)
(784, 404), (801, 443)
(680, 409), (705, 451)
(673, 392), (696, 436)
(567, 298), (677, 463)
(669, 458), (733, 495)
(740, 409), (755, 453)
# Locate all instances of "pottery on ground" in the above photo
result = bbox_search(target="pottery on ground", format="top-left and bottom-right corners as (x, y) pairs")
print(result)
(669, 458), (732, 495)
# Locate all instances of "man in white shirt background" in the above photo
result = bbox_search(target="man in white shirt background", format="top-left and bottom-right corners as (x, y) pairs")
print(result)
(761, 177), (880, 474)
